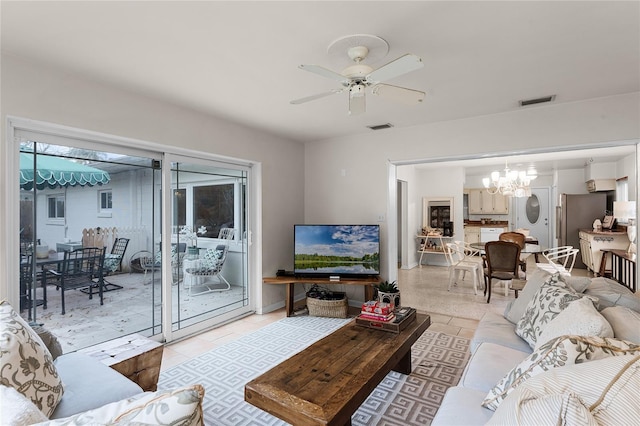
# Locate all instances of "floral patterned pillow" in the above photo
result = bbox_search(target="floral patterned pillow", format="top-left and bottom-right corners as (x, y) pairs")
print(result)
(0, 301), (64, 417)
(515, 273), (595, 348)
(35, 384), (205, 425)
(482, 335), (640, 410)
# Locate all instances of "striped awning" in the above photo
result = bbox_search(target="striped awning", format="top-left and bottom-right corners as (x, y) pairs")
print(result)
(20, 152), (110, 190)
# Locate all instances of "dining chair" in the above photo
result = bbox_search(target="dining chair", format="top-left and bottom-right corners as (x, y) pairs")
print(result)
(499, 232), (528, 277)
(536, 246), (579, 276)
(483, 240), (521, 303)
(46, 247), (106, 314)
(445, 242), (482, 295)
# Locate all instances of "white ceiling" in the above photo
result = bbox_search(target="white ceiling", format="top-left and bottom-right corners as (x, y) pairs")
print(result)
(2, 1), (639, 172)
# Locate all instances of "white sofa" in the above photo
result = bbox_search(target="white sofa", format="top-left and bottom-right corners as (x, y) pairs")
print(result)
(0, 301), (205, 425)
(432, 270), (640, 425)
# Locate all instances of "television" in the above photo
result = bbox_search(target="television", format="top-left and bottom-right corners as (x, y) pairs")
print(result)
(294, 224), (380, 278)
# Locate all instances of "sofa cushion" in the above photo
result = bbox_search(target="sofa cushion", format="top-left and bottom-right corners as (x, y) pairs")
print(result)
(601, 306), (640, 343)
(459, 342), (529, 392)
(534, 297), (613, 350)
(482, 335), (640, 411)
(0, 301), (63, 417)
(560, 274), (592, 293)
(515, 274), (593, 348)
(584, 277), (635, 309)
(471, 311), (533, 354)
(50, 353), (143, 419)
(431, 386), (493, 426)
(37, 384), (205, 426)
(487, 354), (640, 426)
(0, 385), (49, 425)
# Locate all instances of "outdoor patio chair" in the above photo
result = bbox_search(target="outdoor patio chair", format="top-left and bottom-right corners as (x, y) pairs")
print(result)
(101, 237), (130, 291)
(46, 246), (106, 315)
(483, 240), (521, 303)
(19, 254), (49, 320)
(139, 243), (186, 284)
(184, 244), (230, 296)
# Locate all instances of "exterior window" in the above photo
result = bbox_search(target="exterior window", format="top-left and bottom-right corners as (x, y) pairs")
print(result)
(99, 190), (112, 210)
(193, 184), (234, 238)
(48, 194), (65, 219)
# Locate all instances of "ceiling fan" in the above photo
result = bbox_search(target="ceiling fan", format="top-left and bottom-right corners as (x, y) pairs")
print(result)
(291, 36), (425, 115)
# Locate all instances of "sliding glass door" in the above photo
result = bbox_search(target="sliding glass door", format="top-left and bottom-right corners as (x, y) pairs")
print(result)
(14, 124), (253, 349)
(165, 155), (251, 335)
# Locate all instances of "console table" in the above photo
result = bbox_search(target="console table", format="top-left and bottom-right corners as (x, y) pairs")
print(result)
(263, 276), (380, 317)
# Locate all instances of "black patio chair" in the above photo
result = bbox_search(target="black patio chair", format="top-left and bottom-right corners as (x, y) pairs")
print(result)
(102, 237), (130, 291)
(46, 247), (106, 314)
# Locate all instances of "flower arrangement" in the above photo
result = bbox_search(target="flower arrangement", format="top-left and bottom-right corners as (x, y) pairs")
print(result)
(179, 225), (207, 247)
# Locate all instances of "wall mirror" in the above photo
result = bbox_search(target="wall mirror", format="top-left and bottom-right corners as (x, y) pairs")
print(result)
(422, 197), (454, 235)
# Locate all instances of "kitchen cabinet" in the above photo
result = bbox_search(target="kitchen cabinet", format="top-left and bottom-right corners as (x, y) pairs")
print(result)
(467, 189), (509, 214)
(579, 230), (629, 275)
(464, 226), (481, 245)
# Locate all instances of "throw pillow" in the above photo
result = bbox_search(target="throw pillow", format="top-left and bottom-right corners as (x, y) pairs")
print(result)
(487, 354), (640, 425)
(534, 298), (613, 350)
(34, 384), (205, 425)
(0, 385), (49, 424)
(482, 335), (640, 411)
(601, 306), (640, 343)
(515, 274), (592, 348)
(504, 269), (549, 324)
(0, 301), (64, 417)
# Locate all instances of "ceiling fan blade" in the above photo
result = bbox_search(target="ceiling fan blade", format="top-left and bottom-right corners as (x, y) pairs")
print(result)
(367, 54), (424, 83)
(299, 64), (350, 84)
(349, 91), (366, 116)
(371, 84), (425, 105)
(290, 89), (343, 105)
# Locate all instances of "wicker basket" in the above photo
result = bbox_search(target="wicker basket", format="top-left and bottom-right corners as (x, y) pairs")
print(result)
(306, 296), (349, 318)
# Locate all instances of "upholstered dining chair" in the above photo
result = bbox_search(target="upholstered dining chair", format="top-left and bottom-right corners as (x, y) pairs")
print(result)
(445, 242), (482, 295)
(498, 232), (528, 277)
(483, 240), (521, 303)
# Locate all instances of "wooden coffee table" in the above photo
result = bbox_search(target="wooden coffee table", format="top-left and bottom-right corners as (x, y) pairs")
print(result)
(245, 314), (430, 426)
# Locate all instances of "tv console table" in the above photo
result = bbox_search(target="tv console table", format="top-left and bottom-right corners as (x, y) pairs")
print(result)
(263, 276), (380, 317)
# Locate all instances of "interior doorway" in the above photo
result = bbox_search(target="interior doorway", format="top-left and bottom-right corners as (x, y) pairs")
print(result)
(514, 187), (552, 248)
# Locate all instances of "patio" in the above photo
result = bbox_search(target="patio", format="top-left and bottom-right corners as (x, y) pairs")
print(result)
(21, 270), (247, 353)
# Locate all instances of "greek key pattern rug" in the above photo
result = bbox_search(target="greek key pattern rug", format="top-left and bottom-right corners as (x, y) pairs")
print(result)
(158, 317), (470, 426)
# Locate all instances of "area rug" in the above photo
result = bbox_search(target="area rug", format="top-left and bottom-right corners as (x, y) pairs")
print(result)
(158, 316), (471, 426)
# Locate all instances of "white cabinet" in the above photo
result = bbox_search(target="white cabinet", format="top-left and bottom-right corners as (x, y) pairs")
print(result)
(468, 190), (483, 214)
(579, 231), (629, 274)
(467, 189), (509, 214)
(464, 226), (481, 245)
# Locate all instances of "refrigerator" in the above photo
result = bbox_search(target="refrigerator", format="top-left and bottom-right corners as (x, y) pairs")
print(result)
(556, 193), (607, 269)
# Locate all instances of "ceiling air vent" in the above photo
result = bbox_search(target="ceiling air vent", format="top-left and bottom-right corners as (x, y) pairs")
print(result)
(519, 95), (556, 107)
(367, 123), (394, 131)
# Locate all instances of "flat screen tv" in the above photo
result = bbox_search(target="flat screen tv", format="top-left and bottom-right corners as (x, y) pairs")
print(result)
(294, 224), (380, 278)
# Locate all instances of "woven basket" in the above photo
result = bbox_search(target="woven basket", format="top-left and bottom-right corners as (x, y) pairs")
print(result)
(307, 296), (349, 318)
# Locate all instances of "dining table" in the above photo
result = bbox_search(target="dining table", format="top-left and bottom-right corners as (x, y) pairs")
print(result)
(470, 242), (546, 263)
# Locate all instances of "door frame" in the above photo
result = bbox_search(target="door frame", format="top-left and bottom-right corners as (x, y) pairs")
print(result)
(3, 116), (261, 344)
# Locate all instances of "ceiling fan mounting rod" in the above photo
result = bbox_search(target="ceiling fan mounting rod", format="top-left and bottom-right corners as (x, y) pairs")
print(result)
(348, 46), (369, 63)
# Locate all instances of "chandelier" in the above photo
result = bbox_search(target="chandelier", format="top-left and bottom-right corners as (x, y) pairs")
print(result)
(482, 161), (537, 198)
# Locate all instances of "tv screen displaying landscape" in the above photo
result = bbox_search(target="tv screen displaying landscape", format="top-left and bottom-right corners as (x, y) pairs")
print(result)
(294, 224), (380, 277)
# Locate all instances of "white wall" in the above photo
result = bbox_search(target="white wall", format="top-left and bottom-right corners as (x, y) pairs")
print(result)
(304, 92), (640, 285)
(1, 54), (304, 311)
